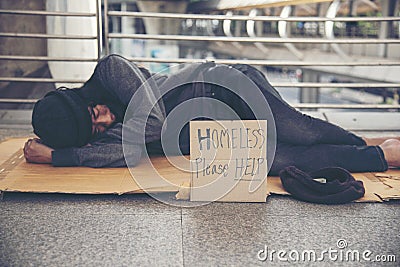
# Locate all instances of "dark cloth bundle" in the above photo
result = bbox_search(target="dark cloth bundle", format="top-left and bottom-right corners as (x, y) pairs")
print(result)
(279, 166), (365, 204)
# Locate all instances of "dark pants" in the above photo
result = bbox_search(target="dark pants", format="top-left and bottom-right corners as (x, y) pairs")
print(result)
(223, 64), (388, 175)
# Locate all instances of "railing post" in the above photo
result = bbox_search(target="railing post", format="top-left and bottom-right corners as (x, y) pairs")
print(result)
(299, 70), (320, 110)
(96, 0), (103, 60)
(103, 0), (110, 56)
(378, 0), (396, 58)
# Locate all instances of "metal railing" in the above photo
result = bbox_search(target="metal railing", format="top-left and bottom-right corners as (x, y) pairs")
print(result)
(0, 0), (400, 110)
(0, 0), (102, 93)
(106, 11), (400, 22)
(106, 33), (400, 44)
(0, 7), (102, 59)
(103, 4), (400, 110)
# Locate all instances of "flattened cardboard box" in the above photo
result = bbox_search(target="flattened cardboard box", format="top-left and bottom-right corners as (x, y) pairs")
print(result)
(1, 138), (400, 202)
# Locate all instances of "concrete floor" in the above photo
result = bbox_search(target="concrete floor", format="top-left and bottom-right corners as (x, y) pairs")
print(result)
(1, 192), (399, 266)
(1, 119), (400, 266)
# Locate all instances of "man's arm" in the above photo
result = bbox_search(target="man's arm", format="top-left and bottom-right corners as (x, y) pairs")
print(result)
(51, 142), (141, 168)
(53, 122), (143, 168)
(25, 123), (143, 168)
(24, 139), (142, 168)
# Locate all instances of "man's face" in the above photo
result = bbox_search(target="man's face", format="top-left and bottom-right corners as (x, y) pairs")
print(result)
(88, 104), (116, 135)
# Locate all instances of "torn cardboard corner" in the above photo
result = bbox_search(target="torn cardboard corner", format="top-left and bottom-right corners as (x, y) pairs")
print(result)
(1, 138), (400, 202)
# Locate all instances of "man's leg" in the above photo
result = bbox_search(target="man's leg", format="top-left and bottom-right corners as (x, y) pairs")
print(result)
(264, 91), (366, 146)
(232, 64), (366, 146)
(269, 143), (388, 176)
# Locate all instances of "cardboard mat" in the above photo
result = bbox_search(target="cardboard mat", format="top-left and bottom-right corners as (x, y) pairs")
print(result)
(0, 138), (399, 202)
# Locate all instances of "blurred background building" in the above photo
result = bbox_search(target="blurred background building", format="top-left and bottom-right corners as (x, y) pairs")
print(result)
(0, 0), (399, 118)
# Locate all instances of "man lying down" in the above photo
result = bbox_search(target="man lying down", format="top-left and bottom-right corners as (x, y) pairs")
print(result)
(24, 54), (400, 176)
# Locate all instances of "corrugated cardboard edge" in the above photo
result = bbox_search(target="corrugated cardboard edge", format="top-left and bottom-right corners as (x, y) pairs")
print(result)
(1, 138), (399, 203)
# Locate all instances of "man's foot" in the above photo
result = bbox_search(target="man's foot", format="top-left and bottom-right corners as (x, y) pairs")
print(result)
(363, 136), (400, 146)
(379, 139), (400, 168)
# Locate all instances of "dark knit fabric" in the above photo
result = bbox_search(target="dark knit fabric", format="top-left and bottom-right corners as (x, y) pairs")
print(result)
(32, 89), (92, 149)
(279, 166), (365, 204)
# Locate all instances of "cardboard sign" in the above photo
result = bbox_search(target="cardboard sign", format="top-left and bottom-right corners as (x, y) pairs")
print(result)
(190, 120), (268, 202)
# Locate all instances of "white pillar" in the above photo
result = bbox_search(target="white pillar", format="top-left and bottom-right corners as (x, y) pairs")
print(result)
(47, 0), (97, 87)
(299, 70), (320, 110)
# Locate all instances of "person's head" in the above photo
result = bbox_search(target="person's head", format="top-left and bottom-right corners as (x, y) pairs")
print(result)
(32, 89), (116, 148)
(87, 103), (116, 135)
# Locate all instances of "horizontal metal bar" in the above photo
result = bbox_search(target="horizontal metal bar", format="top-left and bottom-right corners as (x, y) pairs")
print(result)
(107, 11), (400, 22)
(0, 98), (398, 109)
(0, 99), (37, 104)
(273, 83), (400, 88)
(1, 56), (398, 66)
(1, 77), (398, 88)
(0, 78), (85, 83)
(293, 104), (400, 109)
(0, 9), (96, 17)
(108, 33), (400, 44)
(0, 33), (97, 40)
(0, 55), (98, 62)
(124, 57), (400, 66)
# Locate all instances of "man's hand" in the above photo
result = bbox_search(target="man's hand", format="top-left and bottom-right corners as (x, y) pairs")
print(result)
(23, 138), (54, 164)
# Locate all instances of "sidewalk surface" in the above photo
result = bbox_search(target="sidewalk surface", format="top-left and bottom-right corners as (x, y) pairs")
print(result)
(0, 118), (399, 266)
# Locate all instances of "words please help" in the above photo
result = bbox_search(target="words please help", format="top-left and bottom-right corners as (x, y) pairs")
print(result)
(190, 120), (268, 202)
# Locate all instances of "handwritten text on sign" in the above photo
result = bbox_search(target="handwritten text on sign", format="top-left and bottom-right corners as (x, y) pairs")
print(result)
(190, 120), (268, 202)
